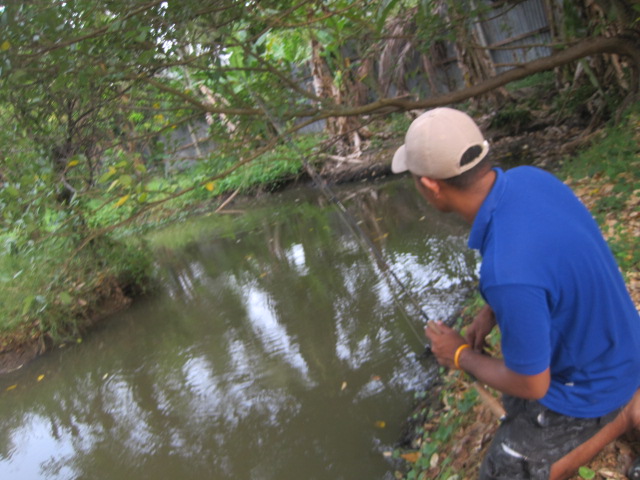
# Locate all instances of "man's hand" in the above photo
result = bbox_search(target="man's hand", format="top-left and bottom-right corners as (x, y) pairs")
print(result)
(425, 321), (467, 369)
(426, 315), (551, 400)
(465, 304), (496, 352)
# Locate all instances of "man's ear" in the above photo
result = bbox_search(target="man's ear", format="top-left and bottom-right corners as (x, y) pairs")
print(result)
(419, 176), (440, 195)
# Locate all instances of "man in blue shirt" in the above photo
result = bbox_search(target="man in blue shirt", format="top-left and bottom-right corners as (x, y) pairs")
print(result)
(391, 107), (640, 479)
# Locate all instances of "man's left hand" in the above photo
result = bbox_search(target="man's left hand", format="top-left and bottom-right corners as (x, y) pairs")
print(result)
(425, 321), (468, 369)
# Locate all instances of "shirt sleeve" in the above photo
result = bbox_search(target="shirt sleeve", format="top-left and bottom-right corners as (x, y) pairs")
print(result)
(482, 284), (551, 376)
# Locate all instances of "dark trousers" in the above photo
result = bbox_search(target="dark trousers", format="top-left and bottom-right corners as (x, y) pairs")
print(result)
(478, 395), (620, 480)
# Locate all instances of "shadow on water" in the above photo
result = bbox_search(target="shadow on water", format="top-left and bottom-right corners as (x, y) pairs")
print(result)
(0, 176), (479, 480)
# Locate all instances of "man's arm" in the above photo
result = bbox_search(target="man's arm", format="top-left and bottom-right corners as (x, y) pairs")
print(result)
(458, 345), (550, 399)
(425, 321), (550, 399)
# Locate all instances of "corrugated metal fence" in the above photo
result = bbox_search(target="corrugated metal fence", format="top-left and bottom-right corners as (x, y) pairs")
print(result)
(400, 0), (557, 97)
(477, 0), (553, 72)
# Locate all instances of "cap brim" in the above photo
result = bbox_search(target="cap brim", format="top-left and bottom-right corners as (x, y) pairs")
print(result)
(391, 145), (409, 174)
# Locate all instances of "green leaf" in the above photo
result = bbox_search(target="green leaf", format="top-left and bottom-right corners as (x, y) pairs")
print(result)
(578, 466), (595, 479)
(135, 30), (148, 42)
(98, 170), (115, 183)
(376, 0), (401, 32)
(59, 291), (73, 305)
(22, 295), (35, 315)
(107, 19), (122, 32)
(119, 174), (133, 187)
(107, 179), (119, 192)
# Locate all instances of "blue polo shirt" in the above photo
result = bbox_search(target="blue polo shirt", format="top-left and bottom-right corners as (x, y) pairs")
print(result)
(469, 166), (640, 418)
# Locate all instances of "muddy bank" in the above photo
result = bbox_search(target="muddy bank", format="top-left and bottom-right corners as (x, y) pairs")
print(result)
(316, 111), (596, 187)
(0, 275), (133, 375)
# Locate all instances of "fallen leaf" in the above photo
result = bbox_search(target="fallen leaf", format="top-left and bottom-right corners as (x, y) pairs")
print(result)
(37, 374), (44, 382)
(340, 381), (347, 391)
(597, 469), (620, 479)
(374, 420), (386, 429)
(400, 452), (420, 463)
(6, 384), (17, 391)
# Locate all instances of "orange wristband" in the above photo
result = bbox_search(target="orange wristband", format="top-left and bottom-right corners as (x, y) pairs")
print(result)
(454, 344), (470, 370)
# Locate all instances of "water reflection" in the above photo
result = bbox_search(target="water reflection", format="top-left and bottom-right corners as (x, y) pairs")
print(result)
(0, 178), (478, 479)
(245, 286), (315, 387)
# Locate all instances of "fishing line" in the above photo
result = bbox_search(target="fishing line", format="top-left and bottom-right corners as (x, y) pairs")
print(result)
(250, 95), (507, 420)
(250, 94), (429, 348)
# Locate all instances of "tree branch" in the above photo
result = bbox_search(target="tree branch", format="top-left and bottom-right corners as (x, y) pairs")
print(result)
(317, 35), (640, 117)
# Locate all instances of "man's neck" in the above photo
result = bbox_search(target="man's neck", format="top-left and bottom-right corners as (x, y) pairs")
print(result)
(447, 169), (497, 224)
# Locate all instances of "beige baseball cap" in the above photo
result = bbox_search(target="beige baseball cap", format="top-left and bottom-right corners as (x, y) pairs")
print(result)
(391, 107), (490, 179)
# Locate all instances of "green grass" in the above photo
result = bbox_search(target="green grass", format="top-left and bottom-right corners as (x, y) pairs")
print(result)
(0, 234), (154, 343)
(560, 103), (640, 181)
(559, 102), (640, 273)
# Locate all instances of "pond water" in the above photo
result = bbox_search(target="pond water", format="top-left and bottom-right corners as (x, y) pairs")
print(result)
(0, 177), (479, 479)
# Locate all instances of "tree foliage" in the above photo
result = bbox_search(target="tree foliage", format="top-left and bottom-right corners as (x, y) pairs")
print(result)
(2, 1), (638, 203)
(0, 0), (638, 339)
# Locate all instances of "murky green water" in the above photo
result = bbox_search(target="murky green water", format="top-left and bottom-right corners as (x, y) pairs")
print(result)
(0, 177), (478, 479)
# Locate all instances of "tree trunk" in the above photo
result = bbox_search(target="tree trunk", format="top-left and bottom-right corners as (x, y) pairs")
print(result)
(447, 0), (510, 107)
(310, 37), (367, 158)
(546, 0), (637, 102)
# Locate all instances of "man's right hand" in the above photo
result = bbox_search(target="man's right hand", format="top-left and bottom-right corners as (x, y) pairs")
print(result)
(465, 304), (496, 352)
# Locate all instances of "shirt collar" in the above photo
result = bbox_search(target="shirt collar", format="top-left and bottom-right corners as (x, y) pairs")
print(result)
(468, 167), (506, 251)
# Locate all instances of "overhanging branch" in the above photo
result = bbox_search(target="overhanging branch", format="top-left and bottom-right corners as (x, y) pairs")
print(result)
(296, 35), (640, 119)
(137, 35), (640, 127)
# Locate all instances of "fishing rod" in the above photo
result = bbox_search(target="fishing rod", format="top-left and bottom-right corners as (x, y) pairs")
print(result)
(250, 94), (429, 347)
(250, 94), (505, 419)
